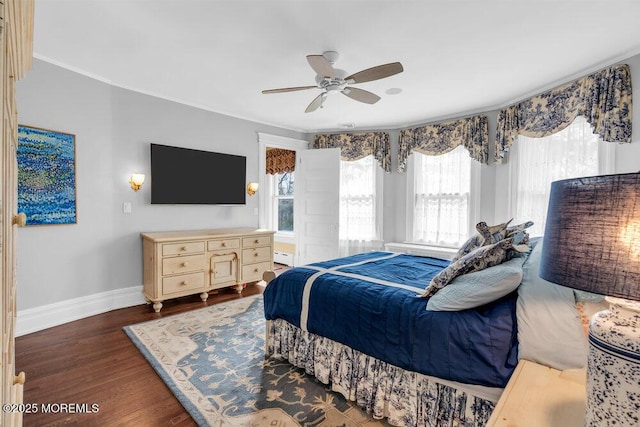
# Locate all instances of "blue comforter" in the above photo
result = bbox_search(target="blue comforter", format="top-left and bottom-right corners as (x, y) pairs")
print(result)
(263, 251), (519, 388)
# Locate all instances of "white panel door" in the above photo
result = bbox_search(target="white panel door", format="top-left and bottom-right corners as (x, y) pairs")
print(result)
(294, 148), (340, 266)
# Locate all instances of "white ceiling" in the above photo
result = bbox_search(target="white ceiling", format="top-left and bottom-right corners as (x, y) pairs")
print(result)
(33, 0), (640, 133)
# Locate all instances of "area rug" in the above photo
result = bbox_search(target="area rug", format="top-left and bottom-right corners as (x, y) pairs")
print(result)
(124, 295), (388, 426)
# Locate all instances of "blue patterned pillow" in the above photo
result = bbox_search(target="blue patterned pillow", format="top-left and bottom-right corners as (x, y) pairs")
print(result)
(452, 220), (534, 263)
(421, 238), (515, 298)
(451, 233), (484, 262)
(476, 219), (514, 244)
(451, 220), (512, 262)
(480, 220), (534, 244)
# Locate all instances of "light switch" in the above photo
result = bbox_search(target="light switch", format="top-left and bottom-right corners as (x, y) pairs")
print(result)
(123, 202), (132, 214)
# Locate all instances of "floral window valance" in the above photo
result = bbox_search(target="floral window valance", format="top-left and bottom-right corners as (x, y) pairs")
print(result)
(495, 63), (632, 164)
(266, 148), (296, 175)
(312, 132), (391, 172)
(397, 115), (489, 172)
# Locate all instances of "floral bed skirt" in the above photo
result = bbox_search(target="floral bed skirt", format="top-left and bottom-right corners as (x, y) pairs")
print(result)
(266, 318), (497, 427)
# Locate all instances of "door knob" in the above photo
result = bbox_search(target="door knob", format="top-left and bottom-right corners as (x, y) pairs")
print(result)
(12, 212), (26, 227)
(14, 372), (25, 385)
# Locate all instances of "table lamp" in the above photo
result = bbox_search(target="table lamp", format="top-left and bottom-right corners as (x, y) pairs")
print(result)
(539, 172), (640, 426)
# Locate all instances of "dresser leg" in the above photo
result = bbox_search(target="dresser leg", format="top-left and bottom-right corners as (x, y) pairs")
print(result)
(234, 284), (244, 294)
(200, 292), (209, 302)
(152, 302), (163, 313)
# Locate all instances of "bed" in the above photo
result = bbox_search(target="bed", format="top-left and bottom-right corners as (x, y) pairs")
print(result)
(262, 228), (597, 426)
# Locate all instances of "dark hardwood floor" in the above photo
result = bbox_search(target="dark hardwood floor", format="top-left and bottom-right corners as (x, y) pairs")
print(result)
(15, 283), (266, 427)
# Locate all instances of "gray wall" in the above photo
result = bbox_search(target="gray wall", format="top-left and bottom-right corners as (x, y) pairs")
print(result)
(16, 59), (307, 311)
(16, 53), (640, 313)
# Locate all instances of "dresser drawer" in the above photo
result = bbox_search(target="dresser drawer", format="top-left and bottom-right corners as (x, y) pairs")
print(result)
(242, 246), (272, 263)
(162, 254), (205, 275)
(207, 238), (240, 251)
(242, 235), (271, 248)
(162, 241), (205, 256)
(162, 272), (205, 295)
(241, 261), (271, 283)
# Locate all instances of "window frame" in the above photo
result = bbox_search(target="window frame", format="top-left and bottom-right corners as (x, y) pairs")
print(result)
(506, 117), (615, 235)
(405, 147), (480, 248)
(339, 155), (384, 245)
(257, 133), (308, 244)
(271, 171), (294, 236)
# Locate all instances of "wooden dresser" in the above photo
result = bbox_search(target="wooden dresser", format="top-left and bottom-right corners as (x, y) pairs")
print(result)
(141, 228), (274, 312)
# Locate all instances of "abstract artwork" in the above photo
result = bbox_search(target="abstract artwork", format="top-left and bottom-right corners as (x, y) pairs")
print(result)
(17, 125), (77, 226)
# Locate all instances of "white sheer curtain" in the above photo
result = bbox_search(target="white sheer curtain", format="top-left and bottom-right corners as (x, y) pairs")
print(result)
(510, 116), (608, 237)
(339, 155), (383, 256)
(412, 146), (471, 247)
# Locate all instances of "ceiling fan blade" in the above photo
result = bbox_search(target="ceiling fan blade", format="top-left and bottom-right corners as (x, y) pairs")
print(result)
(305, 92), (327, 113)
(342, 87), (381, 104)
(345, 62), (404, 84)
(307, 55), (335, 79)
(262, 85), (317, 94)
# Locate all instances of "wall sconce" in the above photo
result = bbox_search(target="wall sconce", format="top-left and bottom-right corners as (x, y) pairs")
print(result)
(247, 182), (259, 196)
(129, 173), (145, 192)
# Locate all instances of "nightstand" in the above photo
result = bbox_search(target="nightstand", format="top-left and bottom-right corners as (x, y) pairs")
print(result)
(487, 359), (587, 427)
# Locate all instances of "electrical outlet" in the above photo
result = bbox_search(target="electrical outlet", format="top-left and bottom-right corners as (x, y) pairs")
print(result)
(123, 202), (132, 214)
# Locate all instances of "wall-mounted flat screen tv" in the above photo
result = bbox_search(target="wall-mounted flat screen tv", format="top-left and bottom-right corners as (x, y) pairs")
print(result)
(150, 143), (246, 205)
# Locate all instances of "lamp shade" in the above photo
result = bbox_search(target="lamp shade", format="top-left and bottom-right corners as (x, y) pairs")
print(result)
(539, 172), (640, 300)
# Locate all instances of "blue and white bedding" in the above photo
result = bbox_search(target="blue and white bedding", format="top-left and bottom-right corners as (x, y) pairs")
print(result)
(263, 251), (519, 388)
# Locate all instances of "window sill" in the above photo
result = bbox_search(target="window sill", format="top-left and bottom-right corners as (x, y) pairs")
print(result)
(274, 232), (294, 244)
(384, 242), (457, 260)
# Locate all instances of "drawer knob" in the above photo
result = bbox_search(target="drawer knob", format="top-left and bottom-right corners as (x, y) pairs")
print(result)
(180, 281), (188, 286)
(254, 239), (259, 244)
(181, 246), (187, 251)
(181, 262), (188, 267)
(221, 242), (226, 247)
(254, 268), (259, 273)
(254, 252), (259, 257)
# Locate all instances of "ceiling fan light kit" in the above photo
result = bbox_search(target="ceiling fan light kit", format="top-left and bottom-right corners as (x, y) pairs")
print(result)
(262, 51), (404, 113)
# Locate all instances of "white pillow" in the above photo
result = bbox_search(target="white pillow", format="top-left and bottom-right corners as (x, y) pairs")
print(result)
(516, 238), (588, 370)
(426, 256), (525, 311)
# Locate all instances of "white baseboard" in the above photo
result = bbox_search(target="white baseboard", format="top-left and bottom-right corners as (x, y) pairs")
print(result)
(16, 286), (147, 337)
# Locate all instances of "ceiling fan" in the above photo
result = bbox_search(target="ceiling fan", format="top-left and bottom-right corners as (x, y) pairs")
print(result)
(262, 51), (404, 113)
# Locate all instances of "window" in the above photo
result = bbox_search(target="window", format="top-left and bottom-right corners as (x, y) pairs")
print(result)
(408, 145), (476, 247)
(509, 116), (613, 236)
(339, 156), (383, 255)
(272, 171), (294, 233)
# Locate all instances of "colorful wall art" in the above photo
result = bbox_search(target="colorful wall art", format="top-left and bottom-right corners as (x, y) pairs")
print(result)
(17, 125), (77, 226)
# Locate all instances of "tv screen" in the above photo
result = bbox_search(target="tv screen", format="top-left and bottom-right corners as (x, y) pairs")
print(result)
(150, 143), (246, 205)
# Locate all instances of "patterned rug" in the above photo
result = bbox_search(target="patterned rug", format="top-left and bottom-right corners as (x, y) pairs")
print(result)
(124, 295), (389, 426)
